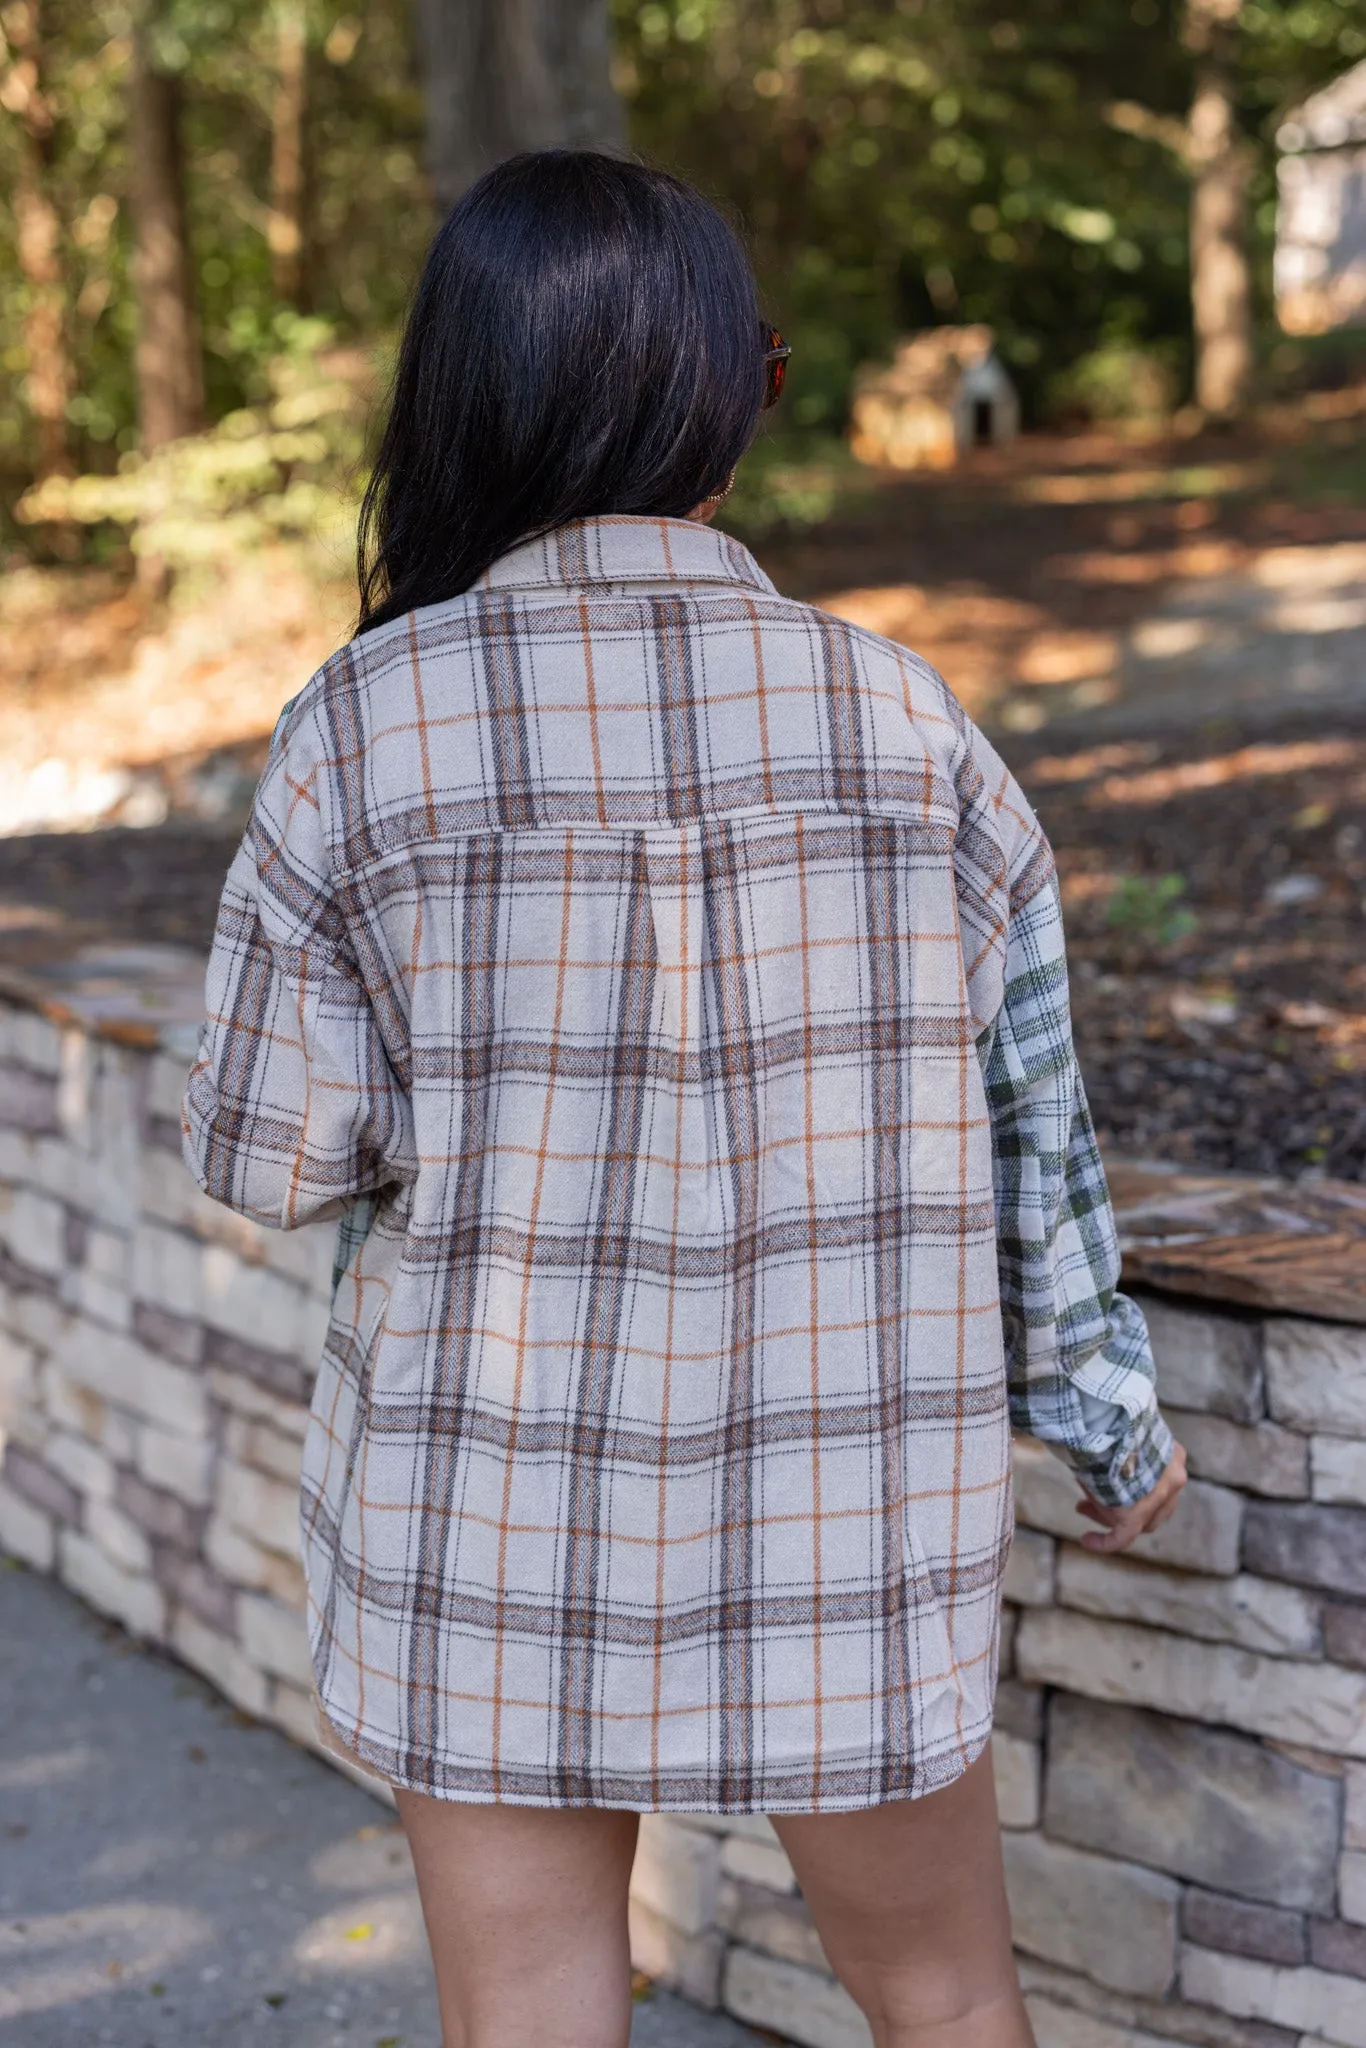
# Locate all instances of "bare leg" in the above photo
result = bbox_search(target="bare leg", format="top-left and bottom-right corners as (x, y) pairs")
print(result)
(394, 1790), (639, 2048)
(771, 1749), (1033, 2048)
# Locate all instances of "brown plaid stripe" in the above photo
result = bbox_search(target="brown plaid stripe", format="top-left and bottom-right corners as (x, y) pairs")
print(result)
(185, 515), (1170, 1812)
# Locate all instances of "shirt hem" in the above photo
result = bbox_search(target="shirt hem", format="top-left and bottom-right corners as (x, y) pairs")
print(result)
(312, 1691), (995, 1815)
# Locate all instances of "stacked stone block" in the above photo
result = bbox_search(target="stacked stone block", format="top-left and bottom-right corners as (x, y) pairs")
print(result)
(2, 991), (1366, 2048)
(1000, 1294), (1366, 2048)
(0, 1001), (336, 1764)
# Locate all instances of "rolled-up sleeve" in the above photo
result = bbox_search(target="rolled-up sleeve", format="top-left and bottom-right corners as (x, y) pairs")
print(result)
(980, 867), (1174, 1508)
(183, 710), (415, 1230)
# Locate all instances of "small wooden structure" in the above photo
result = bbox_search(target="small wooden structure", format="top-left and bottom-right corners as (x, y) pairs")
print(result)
(1276, 59), (1366, 334)
(848, 325), (1019, 471)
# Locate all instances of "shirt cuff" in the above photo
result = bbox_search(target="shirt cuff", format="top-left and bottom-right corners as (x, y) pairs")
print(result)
(1070, 1403), (1176, 1509)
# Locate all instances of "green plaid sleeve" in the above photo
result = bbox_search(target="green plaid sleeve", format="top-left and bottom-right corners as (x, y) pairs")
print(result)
(979, 867), (1174, 1509)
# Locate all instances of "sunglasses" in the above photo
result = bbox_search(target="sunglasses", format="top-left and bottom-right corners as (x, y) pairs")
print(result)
(763, 324), (791, 409)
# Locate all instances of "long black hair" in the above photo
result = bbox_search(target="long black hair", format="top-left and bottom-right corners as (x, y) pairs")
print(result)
(356, 151), (766, 634)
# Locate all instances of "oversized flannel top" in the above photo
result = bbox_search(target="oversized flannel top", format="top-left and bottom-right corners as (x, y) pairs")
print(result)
(185, 514), (1172, 1813)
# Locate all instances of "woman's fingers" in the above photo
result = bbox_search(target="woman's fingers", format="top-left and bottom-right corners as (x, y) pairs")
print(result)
(1147, 1445), (1189, 1527)
(1146, 1489), (1183, 1532)
(1023, 1444), (1191, 1556)
(1071, 1443), (1188, 1555)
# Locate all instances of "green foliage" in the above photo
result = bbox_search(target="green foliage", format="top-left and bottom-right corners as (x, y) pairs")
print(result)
(0, 2), (134, 470)
(2, 0), (1364, 556)
(0, 0), (422, 507)
(613, 0), (1175, 422)
(722, 425), (871, 537)
(1105, 871), (1199, 950)
(178, 0), (426, 419)
(17, 316), (370, 591)
(1048, 340), (1180, 425)
(612, 0), (1365, 431)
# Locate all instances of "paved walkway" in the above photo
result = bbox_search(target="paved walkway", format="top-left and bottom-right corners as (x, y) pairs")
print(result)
(0, 1566), (769, 2048)
(1032, 536), (1366, 741)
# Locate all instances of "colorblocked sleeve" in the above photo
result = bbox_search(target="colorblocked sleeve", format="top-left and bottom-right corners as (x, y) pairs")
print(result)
(183, 700), (415, 1229)
(978, 862), (1175, 1510)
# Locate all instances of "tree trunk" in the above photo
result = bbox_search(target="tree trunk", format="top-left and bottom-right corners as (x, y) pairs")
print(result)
(268, 0), (310, 307)
(411, 0), (625, 215)
(129, 15), (203, 451)
(1185, 0), (1252, 421)
(2, 2), (75, 477)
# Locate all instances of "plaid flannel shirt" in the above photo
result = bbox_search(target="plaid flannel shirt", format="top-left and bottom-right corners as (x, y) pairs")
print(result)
(185, 515), (1171, 1812)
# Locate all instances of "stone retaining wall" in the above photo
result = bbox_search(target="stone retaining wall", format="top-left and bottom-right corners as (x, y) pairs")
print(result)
(633, 1290), (1366, 2048)
(2, 984), (1365, 2048)
(0, 997), (334, 1751)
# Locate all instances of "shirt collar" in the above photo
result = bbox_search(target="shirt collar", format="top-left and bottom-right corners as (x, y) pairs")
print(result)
(478, 515), (778, 598)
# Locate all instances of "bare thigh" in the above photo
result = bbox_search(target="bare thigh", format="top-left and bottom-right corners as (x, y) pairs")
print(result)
(771, 1749), (1033, 2048)
(394, 1789), (639, 2048)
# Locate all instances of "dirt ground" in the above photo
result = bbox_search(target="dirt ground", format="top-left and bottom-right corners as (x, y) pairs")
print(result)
(2, 411), (1363, 1182)
(1014, 718), (1366, 1180)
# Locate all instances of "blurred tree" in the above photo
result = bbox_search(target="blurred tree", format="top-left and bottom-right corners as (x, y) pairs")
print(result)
(129, 3), (203, 448)
(268, 0), (310, 307)
(412, 0), (624, 211)
(1, 2), (75, 476)
(0, 0), (430, 499)
(1185, 0), (1252, 418)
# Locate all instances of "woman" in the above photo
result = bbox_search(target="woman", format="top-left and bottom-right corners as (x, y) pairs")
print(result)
(186, 152), (1185, 2048)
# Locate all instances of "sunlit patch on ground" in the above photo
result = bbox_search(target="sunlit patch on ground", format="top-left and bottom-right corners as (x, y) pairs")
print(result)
(0, 1567), (441, 2047)
(0, 1570), (764, 2048)
(0, 1901), (208, 2025)
(0, 552), (353, 836)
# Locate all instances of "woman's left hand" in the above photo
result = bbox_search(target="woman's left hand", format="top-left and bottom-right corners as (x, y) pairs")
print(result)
(1075, 1441), (1188, 1554)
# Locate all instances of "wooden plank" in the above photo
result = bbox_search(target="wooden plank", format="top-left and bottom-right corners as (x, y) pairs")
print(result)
(1122, 1229), (1366, 1327)
(1105, 1154), (1366, 1325)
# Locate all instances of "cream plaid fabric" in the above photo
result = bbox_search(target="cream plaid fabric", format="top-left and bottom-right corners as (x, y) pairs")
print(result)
(185, 515), (1171, 1812)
